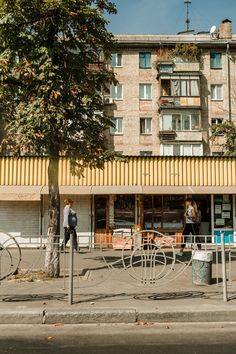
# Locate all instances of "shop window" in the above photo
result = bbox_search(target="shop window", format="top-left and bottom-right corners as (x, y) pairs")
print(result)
(143, 195), (184, 230)
(214, 195), (233, 229)
(114, 195), (135, 227)
(143, 196), (162, 230)
(139, 52), (152, 68)
(210, 52), (222, 69)
(162, 196), (185, 229)
(95, 196), (107, 229)
(139, 84), (152, 100)
(111, 53), (122, 67)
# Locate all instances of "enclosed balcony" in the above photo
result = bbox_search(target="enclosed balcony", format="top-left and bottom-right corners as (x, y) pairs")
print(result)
(159, 110), (202, 142)
(159, 75), (201, 108)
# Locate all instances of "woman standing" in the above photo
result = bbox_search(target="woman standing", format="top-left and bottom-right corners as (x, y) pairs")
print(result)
(177, 199), (197, 256)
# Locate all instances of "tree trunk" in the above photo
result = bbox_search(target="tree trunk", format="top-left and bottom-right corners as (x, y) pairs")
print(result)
(44, 156), (60, 277)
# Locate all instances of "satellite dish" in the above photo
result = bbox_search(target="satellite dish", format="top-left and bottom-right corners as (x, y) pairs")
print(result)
(210, 25), (217, 34)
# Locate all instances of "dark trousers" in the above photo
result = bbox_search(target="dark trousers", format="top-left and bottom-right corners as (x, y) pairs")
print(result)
(61, 227), (78, 251)
(181, 223), (201, 250)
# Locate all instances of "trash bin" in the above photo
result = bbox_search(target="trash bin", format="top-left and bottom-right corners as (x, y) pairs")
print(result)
(192, 251), (213, 285)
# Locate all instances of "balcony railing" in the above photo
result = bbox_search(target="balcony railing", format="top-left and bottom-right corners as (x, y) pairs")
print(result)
(159, 96), (201, 108)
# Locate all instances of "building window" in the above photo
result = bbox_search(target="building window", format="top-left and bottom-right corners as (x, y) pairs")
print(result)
(212, 151), (224, 156)
(139, 84), (152, 99)
(211, 118), (223, 126)
(161, 78), (200, 97)
(210, 52), (222, 69)
(111, 53), (122, 67)
(110, 84), (123, 99)
(139, 52), (152, 68)
(140, 118), (152, 134)
(140, 151), (153, 156)
(110, 118), (123, 134)
(161, 144), (203, 156)
(211, 118), (224, 136)
(211, 84), (223, 100)
(162, 112), (200, 131)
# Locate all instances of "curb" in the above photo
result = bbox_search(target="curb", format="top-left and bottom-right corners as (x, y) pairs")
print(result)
(1, 309), (236, 324)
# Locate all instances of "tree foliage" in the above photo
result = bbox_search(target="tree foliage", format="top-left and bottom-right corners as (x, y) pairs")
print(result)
(171, 43), (201, 62)
(211, 121), (236, 156)
(0, 0), (117, 172)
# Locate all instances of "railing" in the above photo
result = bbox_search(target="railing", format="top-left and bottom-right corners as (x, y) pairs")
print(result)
(1, 230), (236, 304)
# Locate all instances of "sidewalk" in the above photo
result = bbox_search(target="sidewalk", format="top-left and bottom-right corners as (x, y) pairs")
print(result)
(1, 248), (236, 324)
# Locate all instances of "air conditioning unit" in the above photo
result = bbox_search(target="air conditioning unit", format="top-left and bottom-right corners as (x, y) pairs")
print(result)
(104, 96), (114, 104)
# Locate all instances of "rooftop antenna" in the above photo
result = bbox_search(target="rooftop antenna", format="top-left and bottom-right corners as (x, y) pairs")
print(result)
(184, 0), (192, 32)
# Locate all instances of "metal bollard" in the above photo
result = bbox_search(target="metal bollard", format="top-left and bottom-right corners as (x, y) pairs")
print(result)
(221, 230), (228, 302)
(68, 231), (74, 305)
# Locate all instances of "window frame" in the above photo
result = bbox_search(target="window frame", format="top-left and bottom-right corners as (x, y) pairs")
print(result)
(139, 83), (152, 100)
(161, 78), (200, 97)
(111, 53), (122, 67)
(140, 117), (152, 135)
(211, 84), (223, 100)
(161, 143), (203, 156)
(161, 112), (200, 131)
(139, 52), (152, 69)
(210, 52), (222, 69)
(110, 84), (123, 100)
(110, 117), (123, 135)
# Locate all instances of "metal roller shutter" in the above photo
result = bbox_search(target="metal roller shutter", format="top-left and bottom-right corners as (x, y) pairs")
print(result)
(0, 201), (40, 236)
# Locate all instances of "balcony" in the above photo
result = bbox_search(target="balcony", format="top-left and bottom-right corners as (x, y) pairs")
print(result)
(174, 61), (200, 72)
(159, 130), (202, 142)
(159, 96), (201, 108)
(159, 131), (177, 141)
(175, 131), (203, 142)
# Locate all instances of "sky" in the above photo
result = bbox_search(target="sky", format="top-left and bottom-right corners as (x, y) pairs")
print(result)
(107, 0), (236, 35)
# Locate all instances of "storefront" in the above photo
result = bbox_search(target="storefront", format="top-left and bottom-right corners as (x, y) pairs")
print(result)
(0, 156), (235, 247)
(94, 194), (212, 240)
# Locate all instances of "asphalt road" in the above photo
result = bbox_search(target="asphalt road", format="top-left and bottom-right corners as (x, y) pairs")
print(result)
(0, 323), (236, 354)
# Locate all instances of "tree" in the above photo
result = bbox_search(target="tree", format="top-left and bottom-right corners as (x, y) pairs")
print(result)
(0, 0), (117, 277)
(211, 121), (236, 156)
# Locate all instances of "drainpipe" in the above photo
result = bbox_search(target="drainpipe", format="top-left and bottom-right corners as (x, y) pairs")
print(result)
(226, 42), (232, 122)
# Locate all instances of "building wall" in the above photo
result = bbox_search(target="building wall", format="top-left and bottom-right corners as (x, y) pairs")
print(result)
(107, 38), (236, 156)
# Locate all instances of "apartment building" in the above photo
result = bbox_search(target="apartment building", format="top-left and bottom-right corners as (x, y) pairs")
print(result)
(106, 19), (235, 157)
(0, 20), (236, 247)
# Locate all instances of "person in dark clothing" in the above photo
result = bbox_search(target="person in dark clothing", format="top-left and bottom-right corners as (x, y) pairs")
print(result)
(176, 199), (198, 256)
(61, 198), (78, 251)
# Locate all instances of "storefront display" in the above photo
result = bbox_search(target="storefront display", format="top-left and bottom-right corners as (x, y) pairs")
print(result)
(143, 195), (185, 232)
(213, 194), (234, 244)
